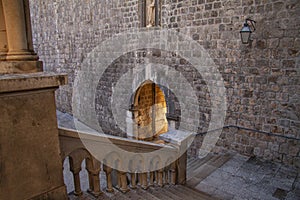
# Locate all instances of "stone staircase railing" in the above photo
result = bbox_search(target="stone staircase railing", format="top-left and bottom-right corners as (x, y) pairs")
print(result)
(58, 126), (188, 197)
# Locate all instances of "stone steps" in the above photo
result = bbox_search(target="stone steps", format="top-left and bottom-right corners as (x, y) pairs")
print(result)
(168, 185), (217, 200)
(187, 154), (214, 179)
(186, 153), (233, 188)
(68, 154), (232, 200)
(133, 187), (161, 200)
(68, 184), (217, 200)
(147, 186), (176, 200)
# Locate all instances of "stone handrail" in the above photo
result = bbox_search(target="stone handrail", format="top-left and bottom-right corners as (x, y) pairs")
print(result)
(58, 124), (187, 197)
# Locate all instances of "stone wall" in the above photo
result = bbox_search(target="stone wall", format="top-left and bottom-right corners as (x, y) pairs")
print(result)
(30, 0), (300, 167)
(189, 127), (300, 168)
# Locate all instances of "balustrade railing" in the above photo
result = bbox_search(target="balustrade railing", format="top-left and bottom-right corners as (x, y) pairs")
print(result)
(58, 126), (187, 197)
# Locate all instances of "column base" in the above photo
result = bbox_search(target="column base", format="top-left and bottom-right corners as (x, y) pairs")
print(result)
(0, 51), (8, 61)
(5, 51), (39, 61)
(0, 60), (43, 74)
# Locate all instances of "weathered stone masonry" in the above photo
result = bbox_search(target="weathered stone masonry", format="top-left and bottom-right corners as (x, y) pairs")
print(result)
(30, 0), (300, 167)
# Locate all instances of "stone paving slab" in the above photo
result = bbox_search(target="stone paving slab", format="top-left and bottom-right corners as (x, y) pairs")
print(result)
(191, 152), (300, 200)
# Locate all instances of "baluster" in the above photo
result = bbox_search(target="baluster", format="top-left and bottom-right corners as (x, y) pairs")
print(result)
(138, 173), (142, 185)
(86, 159), (94, 193)
(157, 169), (163, 187)
(70, 167), (82, 196)
(141, 172), (148, 189)
(86, 158), (102, 197)
(163, 169), (168, 185)
(170, 162), (177, 185)
(130, 173), (137, 189)
(117, 171), (121, 189)
(149, 172), (154, 186)
(103, 164), (114, 193)
(120, 171), (129, 193)
(91, 169), (101, 196)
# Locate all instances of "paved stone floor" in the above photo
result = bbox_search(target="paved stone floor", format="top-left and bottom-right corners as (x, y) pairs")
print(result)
(190, 153), (300, 200)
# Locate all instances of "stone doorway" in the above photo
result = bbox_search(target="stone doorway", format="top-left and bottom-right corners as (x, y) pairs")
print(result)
(129, 81), (168, 141)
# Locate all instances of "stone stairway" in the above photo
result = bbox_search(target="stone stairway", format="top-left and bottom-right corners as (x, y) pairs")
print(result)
(68, 184), (217, 200)
(186, 153), (233, 188)
(67, 150), (300, 200)
(67, 153), (233, 200)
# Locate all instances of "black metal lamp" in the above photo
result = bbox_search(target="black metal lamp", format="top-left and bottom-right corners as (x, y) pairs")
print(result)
(240, 18), (256, 44)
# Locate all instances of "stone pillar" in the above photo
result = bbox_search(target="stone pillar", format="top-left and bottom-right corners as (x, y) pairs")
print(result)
(0, 0), (8, 60)
(0, 0), (42, 74)
(2, 0), (35, 60)
(141, 173), (148, 189)
(157, 169), (163, 187)
(103, 165), (114, 193)
(0, 73), (68, 199)
(130, 173), (137, 189)
(120, 172), (129, 193)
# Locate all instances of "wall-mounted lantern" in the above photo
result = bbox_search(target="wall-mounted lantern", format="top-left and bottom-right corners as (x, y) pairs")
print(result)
(240, 18), (256, 44)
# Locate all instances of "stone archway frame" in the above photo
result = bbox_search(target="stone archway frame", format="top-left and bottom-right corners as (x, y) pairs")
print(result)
(72, 28), (227, 172)
(128, 79), (168, 140)
(111, 62), (198, 138)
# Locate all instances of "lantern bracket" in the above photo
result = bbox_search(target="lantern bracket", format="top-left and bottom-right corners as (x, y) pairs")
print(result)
(245, 18), (256, 32)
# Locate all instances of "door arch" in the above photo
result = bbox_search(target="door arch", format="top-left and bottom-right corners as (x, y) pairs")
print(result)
(132, 80), (168, 141)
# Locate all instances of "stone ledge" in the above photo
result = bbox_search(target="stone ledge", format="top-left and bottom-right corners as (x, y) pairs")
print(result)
(159, 129), (195, 145)
(0, 60), (43, 74)
(0, 72), (68, 93)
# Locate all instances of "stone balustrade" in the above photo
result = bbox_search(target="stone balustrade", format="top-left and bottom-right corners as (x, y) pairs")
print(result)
(58, 121), (188, 197)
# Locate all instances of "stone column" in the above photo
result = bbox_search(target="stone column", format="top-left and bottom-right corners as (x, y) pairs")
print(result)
(0, 0), (8, 60)
(0, 0), (42, 74)
(2, 0), (35, 60)
(103, 165), (114, 193)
